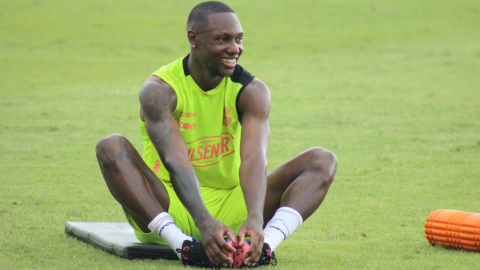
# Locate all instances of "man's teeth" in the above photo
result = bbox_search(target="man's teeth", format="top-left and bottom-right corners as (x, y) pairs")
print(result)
(222, 58), (236, 63)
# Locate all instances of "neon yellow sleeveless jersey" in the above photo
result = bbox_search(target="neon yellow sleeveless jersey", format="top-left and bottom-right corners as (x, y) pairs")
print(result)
(140, 55), (255, 190)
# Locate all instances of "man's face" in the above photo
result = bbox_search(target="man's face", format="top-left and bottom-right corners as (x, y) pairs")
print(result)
(194, 13), (244, 77)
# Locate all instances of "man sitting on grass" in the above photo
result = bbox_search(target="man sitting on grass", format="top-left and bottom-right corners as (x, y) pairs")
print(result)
(96, 1), (337, 268)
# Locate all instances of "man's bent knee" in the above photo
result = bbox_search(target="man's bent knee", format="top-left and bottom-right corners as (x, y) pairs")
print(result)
(305, 147), (337, 182)
(96, 134), (128, 164)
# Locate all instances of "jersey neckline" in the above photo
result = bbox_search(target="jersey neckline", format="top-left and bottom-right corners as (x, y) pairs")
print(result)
(182, 54), (227, 97)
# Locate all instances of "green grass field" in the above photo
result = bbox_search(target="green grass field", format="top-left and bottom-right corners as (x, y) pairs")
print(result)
(1, 0), (480, 268)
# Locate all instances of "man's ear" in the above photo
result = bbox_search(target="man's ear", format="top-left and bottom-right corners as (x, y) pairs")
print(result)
(188, 31), (197, 48)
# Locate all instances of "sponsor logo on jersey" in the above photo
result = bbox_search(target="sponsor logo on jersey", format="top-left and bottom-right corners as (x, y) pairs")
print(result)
(223, 107), (232, 126)
(186, 133), (236, 167)
(181, 112), (196, 118)
(175, 118), (197, 130)
(152, 159), (161, 174)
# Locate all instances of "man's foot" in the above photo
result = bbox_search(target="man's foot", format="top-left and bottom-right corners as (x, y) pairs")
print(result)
(255, 243), (277, 267)
(231, 239), (250, 268)
(224, 238), (236, 267)
(227, 241), (277, 268)
(176, 239), (216, 268)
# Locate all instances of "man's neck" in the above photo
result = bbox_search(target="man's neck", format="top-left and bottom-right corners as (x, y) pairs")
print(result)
(187, 55), (224, 91)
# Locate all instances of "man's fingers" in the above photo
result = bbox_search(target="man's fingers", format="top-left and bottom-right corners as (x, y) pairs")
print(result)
(215, 246), (233, 266)
(237, 228), (246, 246)
(203, 244), (219, 265)
(213, 246), (231, 266)
(226, 228), (237, 244)
(244, 233), (263, 265)
(205, 240), (231, 266)
(244, 239), (257, 265)
(217, 234), (235, 254)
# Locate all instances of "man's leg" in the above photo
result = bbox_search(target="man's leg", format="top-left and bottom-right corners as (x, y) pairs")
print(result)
(96, 134), (169, 229)
(95, 134), (191, 254)
(263, 147), (337, 251)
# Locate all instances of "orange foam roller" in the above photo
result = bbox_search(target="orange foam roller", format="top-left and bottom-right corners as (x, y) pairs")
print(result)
(425, 209), (480, 252)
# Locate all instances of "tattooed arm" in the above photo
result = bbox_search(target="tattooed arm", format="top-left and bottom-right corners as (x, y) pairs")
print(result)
(139, 75), (235, 266)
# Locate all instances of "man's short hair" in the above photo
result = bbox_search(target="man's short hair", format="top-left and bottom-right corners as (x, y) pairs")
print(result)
(186, 1), (235, 32)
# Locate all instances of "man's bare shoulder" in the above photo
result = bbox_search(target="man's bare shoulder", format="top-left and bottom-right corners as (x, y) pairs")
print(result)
(238, 78), (271, 118)
(244, 78), (269, 94)
(241, 78), (271, 106)
(139, 76), (177, 121)
(140, 75), (176, 100)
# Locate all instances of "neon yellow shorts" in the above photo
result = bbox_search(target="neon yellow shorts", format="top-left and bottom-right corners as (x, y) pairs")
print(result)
(124, 181), (248, 245)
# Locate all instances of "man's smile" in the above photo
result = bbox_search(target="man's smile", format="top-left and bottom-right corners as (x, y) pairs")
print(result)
(221, 58), (237, 68)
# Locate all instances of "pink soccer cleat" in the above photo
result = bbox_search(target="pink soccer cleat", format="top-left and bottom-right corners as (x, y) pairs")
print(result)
(230, 240), (250, 268)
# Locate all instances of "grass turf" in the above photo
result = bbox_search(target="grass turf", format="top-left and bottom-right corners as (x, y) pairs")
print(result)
(1, 0), (479, 269)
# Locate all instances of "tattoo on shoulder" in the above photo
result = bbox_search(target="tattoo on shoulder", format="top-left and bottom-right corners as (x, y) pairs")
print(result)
(141, 83), (175, 121)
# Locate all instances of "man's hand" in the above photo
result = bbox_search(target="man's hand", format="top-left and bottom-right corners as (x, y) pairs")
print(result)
(197, 217), (237, 267)
(237, 217), (264, 266)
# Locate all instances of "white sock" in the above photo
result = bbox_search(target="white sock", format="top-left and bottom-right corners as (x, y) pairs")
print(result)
(148, 212), (192, 259)
(263, 207), (303, 252)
